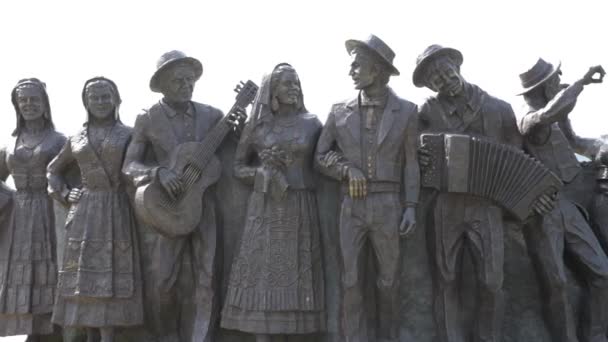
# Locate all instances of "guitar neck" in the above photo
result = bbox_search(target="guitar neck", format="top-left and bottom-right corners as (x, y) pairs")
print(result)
(191, 105), (237, 169)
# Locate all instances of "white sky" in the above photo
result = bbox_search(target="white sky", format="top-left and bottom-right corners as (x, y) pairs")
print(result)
(0, 0), (607, 340)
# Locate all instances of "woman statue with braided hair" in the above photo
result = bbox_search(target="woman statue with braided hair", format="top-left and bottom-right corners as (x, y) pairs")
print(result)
(221, 64), (326, 342)
(47, 77), (143, 342)
(0, 78), (65, 341)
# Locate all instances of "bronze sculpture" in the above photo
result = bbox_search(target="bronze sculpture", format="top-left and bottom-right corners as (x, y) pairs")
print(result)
(315, 35), (419, 342)
(0, 79), (65, 341)
(221, 63), (325, 342)
(415, 45), (523, 342)
(518, 59), (608, 342)
(591, 144), (608, 250)
(123, 50), (246, 342)
(47, 77), (143, 342)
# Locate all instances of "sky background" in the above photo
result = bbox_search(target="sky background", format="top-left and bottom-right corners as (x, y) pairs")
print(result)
(0, 0), (606, 340)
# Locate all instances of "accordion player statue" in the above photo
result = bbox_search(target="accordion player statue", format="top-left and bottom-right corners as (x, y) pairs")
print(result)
(420, 132), (562, 220)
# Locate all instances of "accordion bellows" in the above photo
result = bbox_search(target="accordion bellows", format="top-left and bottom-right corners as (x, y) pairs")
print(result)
(421, 133), (563, 220)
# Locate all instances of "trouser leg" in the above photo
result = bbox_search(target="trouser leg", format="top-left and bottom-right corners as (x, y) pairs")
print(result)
(465, 202), (504, 342)
(189, 195), (218, 342)
(591, 193), (608, 251)
(432, 194), (467, 342)
(523, 208), (578, 342)
(339, 197), (368, 342)
(369, 194), (402, 341)
(563, 200), (608, 342)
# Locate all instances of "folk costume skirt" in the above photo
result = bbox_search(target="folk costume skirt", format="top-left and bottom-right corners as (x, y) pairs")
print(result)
(52, 189), (143, 327)
(222, 189), (325, 334)
(0, 191), (56, 336)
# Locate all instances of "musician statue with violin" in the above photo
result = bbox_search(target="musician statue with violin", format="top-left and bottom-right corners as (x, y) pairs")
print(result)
(517, 60), (608, 342)
(123, 50), (247, 342)
(415, 45), (522, 342)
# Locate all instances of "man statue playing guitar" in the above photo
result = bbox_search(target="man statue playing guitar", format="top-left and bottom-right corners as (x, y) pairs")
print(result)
(123, 50), (251, 342)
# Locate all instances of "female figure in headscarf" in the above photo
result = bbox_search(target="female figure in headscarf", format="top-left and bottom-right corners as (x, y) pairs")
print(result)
(47, 77), (143, 342)
(0, 78), (65, 341)
(221, 64), (325, 342)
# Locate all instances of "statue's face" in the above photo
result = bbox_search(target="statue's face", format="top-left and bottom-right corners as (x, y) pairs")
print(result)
(161, 64), (196, 102)
(16, 86), (45, 121)
(425, 60), (464, 96)
(349, 51), (378, 90)
(86, 81), (116, 120)
(274, 70), (300, 106)
(543, 73), (561, 100)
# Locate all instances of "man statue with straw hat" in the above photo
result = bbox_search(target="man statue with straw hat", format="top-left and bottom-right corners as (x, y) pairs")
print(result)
(123, 50), (245, 342)
(414, 44), (522, 342)
(315, 34), (419, 342)
(517, 58), (608, 342)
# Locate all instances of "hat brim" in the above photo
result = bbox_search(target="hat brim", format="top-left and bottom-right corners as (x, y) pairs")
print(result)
(149, 57), (203, 93)
(345, 39), (400, 76)
(516, 62), (561, 96)
(412, 48), (463, 88)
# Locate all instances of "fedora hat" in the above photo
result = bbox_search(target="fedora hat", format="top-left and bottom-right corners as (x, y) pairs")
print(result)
(412, 44), (463, 87)
(516, 58), (561, 95)
(345, 34), (400, 76)
(149, 50), (203, 93)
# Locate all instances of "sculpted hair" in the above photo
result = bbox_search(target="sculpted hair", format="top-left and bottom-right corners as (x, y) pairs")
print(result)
(11, 78), (54, 136)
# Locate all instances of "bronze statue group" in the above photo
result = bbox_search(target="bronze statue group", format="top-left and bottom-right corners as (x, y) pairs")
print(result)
(0, 34), (607, 342)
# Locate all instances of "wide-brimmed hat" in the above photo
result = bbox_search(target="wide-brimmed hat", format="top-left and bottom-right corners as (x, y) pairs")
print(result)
(516, 58), (561, 95)
(412, 44), (463, 87)
(149, 50), (203, 93)
(345, 34), (400, 76)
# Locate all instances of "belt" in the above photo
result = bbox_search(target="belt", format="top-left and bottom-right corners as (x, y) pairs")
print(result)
(341, 181), (401, 194)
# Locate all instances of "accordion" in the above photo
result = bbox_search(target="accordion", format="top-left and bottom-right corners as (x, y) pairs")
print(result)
(421, 133), (562, 220)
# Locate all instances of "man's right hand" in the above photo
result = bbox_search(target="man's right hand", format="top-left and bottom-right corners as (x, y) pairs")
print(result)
(323, 151), (342, 168)
(159, 168), (183, 200)
(418, 145), (432, 168)
(67, 188), (83, 204)
(347, 167), (367, 198)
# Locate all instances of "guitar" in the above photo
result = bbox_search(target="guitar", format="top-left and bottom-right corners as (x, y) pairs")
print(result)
(134, 80), (258, 238)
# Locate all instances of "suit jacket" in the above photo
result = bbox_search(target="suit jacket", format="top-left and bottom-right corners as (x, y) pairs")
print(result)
(418, 83), (522, 148)
(315, 88), (419, 203)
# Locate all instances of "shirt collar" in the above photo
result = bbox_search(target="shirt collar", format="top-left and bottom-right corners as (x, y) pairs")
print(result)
(438, 82), (482, 116)
(359, 88), (389, 108)
(160, 99), (194, 118)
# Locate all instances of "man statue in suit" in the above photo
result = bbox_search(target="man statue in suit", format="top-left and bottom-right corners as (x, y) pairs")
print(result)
(414, 44), (522, 342)
(123, 50), (244, 342)
(315, 34), (420, 342)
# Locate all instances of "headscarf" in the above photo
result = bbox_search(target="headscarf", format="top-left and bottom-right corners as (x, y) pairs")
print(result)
(248, 63), (307, 130)
(10, 78), (54, 136)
